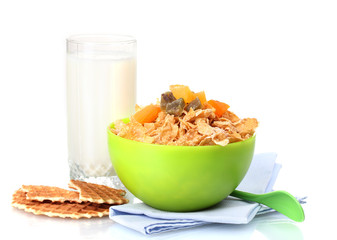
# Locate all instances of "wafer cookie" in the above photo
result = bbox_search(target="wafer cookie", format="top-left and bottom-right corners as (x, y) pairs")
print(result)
(21, 185), (81, 203)
(12, 189), (110, 219)
(68, 180), (128, 204)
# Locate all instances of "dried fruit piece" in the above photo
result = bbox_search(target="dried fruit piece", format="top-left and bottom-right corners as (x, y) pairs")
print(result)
(185, 97), (202, 112)
(207, 100), (230, 117)
(133, 104), (161, 124)
(160, 91), (176, 110)
(194, 91), (207, 105)
(166, 98), (185, 116)
(170, 85), (195, 103)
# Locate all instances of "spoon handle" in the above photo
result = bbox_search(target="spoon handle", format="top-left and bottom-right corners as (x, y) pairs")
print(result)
(230, 190), (305, 222)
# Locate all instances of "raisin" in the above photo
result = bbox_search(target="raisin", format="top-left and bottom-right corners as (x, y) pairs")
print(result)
(166, 98), (185, 116)
(185, 97), (202, 111)
(160, 91), (176, 110)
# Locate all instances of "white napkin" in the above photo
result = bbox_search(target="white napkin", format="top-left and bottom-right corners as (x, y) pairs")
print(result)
(110, 153), (283, 235)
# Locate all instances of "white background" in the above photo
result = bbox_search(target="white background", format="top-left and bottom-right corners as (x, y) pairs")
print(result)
(0, 0), (336, 239)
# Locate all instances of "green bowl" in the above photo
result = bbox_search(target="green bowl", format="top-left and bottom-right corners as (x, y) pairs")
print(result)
(107, 119), (255, 212)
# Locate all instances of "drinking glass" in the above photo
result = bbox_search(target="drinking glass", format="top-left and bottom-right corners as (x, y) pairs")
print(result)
(66, 34), (136, 186)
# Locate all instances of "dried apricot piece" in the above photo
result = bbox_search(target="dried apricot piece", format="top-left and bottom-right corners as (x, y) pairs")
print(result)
(133, 104), (161, 124)
(170, 85), (195, 103)
(207, 100), (230, 117)
(194, 91), (207, 105)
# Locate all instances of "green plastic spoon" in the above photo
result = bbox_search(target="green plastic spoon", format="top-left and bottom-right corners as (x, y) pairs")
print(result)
(230, 190), (305, 222)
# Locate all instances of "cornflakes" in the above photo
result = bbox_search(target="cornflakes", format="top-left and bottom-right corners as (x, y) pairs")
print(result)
(111, 85), (258, 147)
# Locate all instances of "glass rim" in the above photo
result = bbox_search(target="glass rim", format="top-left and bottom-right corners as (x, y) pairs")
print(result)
(67, 34), (136, 45)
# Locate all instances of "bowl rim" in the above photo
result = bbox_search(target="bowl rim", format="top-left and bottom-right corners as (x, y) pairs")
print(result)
(107, 119), (256, 149)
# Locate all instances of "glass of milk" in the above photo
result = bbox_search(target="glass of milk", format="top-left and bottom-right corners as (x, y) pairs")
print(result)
(66, 34), (136, 186)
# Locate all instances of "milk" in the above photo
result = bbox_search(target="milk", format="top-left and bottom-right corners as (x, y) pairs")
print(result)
(67, 52), (136, 177)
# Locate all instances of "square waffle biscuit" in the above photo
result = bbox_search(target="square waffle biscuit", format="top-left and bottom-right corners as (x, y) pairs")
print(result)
(68, 180), (129, 205)
(12, 189), (110, 219)
(11, 180), (128, 219)
(21, 185), (81, 203)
